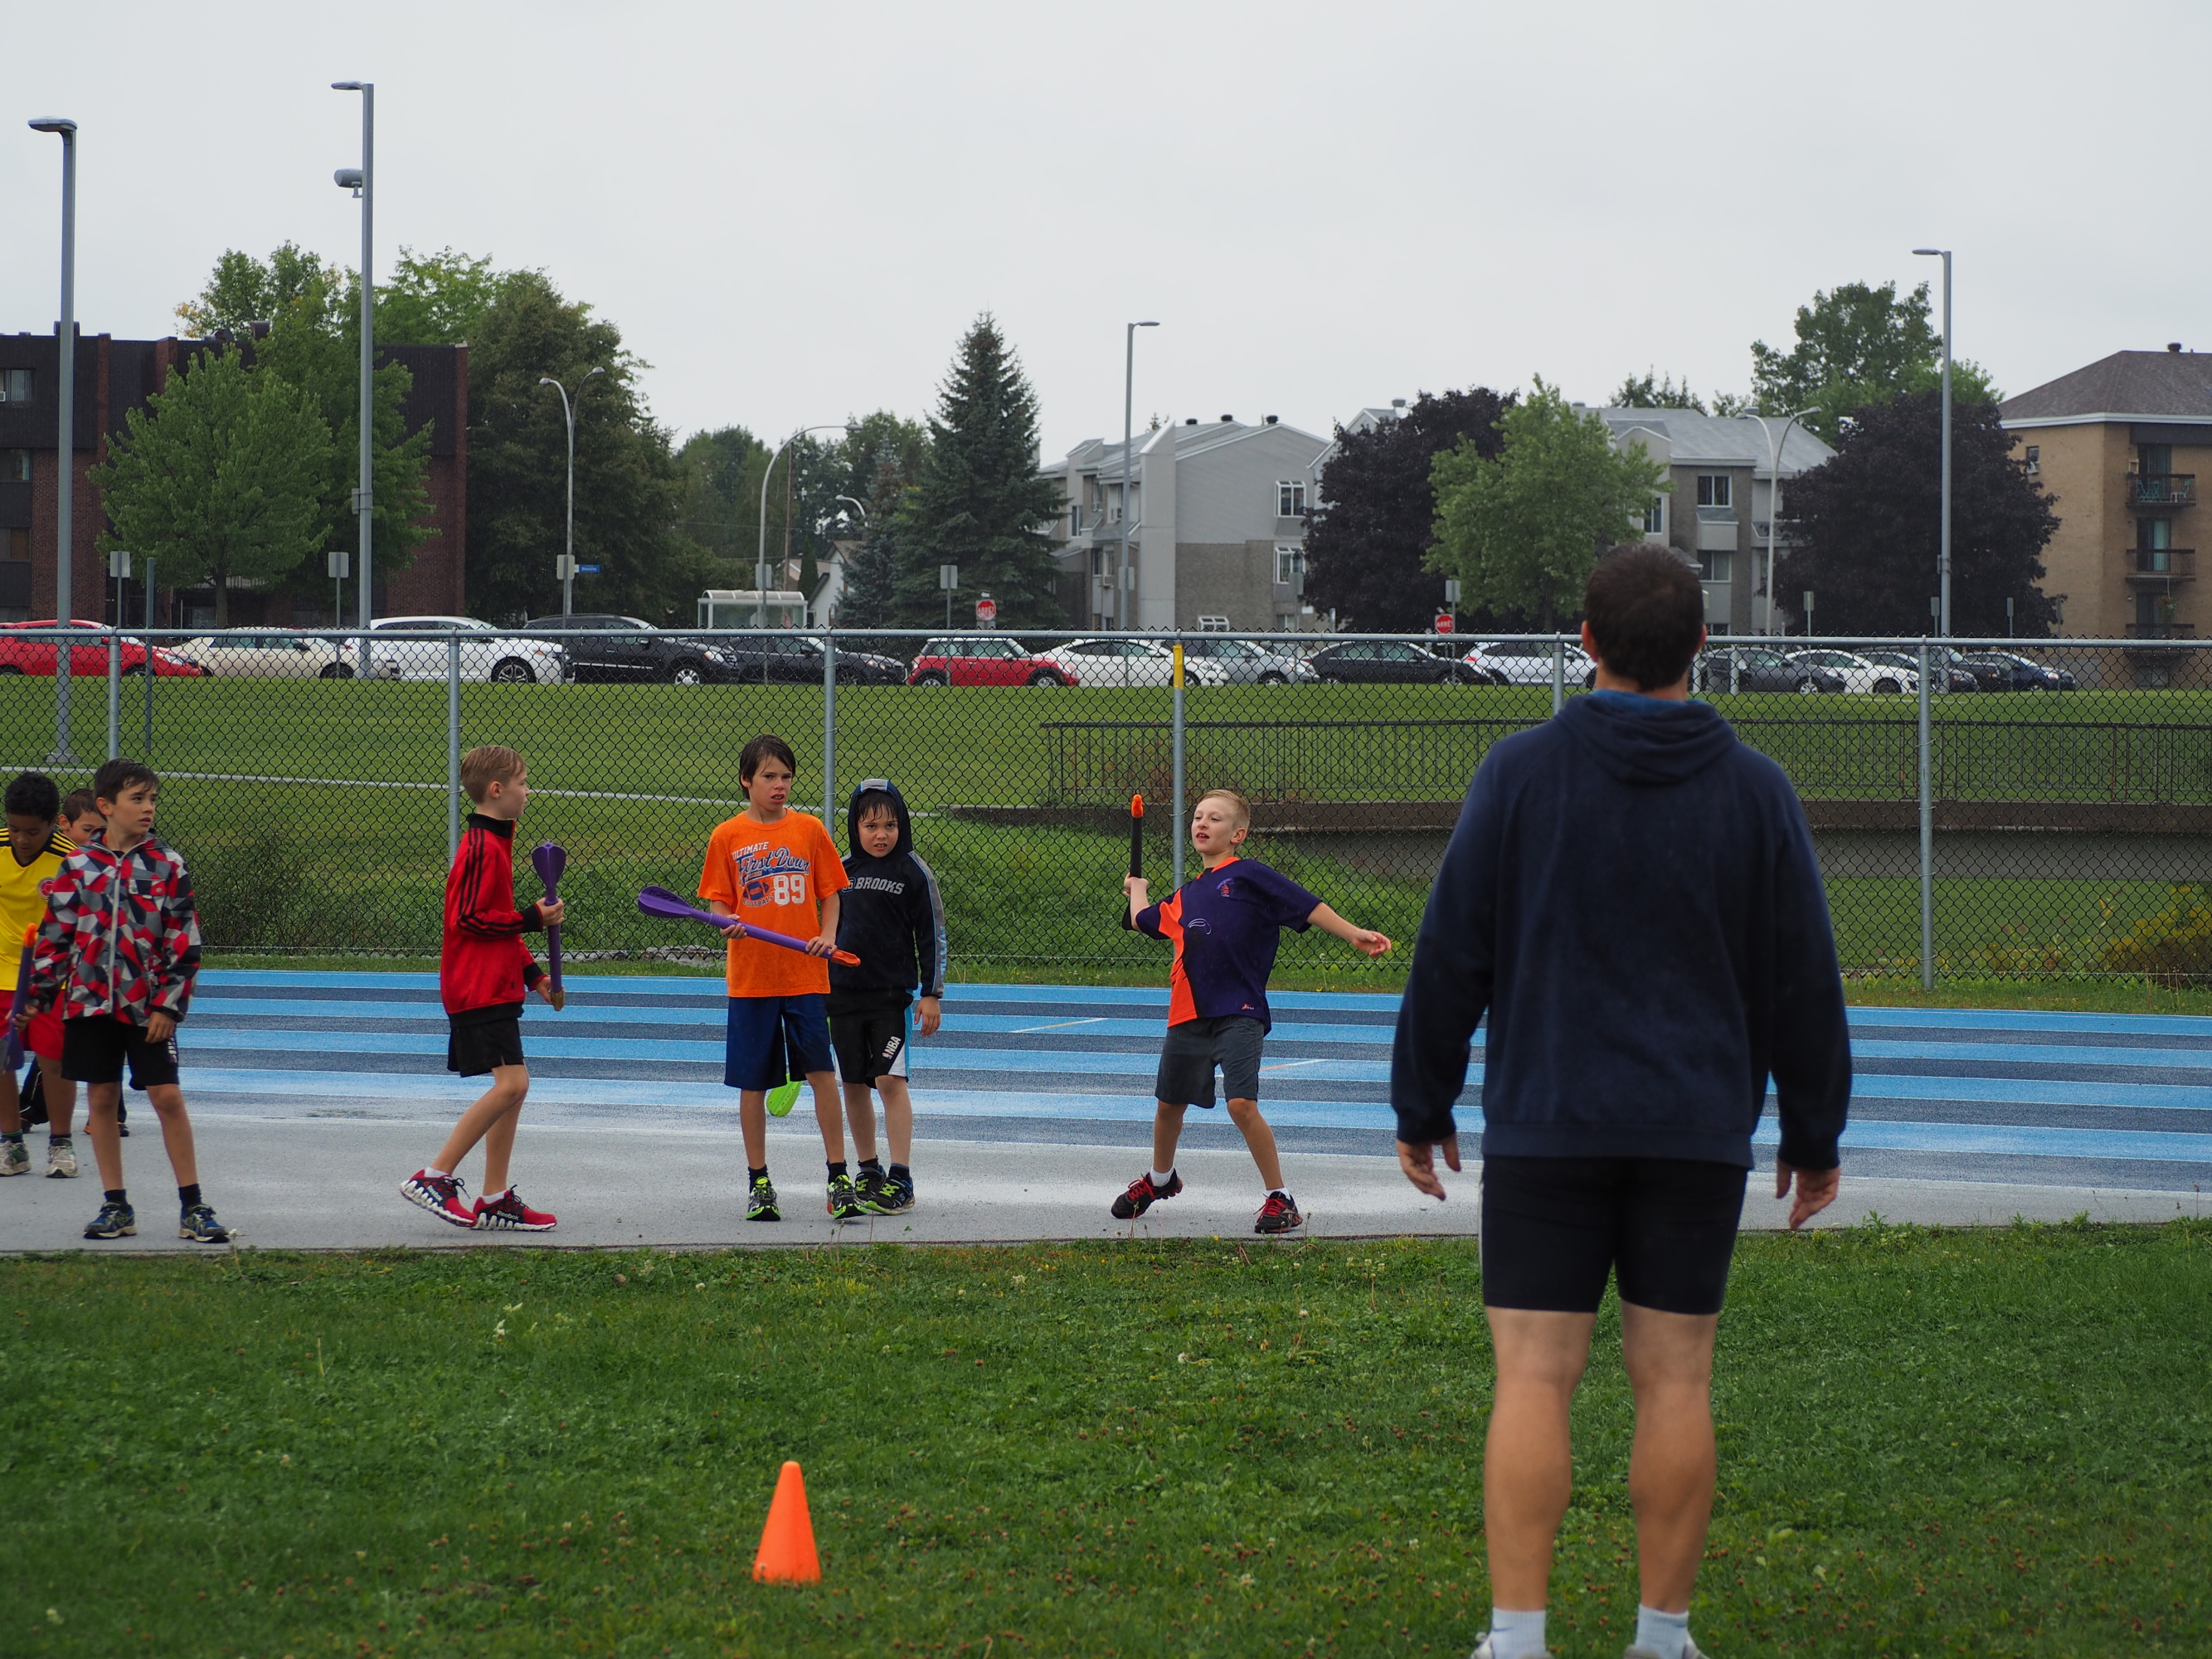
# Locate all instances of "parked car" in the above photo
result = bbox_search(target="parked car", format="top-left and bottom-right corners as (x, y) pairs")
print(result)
(1033, 638), (1228, 687)
(1462, 639), (1597, 687)
(1961, 649), (2074, 691)
(908, 637), (1077, 687)
(703, 631), (912, 685)
(1786, 649), (1918, 695)
(1306, 639), (1483, 684)
(0, 620), (204, 677)
(1690, 646), (1845, 694)
(1176, 635), (1319, 685)
(525, 615), (735, 684)
(171, 630), (352, 679)
(352, 616), (569, 684)
(1861, 648), (1978, 693)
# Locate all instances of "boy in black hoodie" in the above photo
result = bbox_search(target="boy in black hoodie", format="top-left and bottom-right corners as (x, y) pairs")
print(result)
(828, 780), (946, 1214)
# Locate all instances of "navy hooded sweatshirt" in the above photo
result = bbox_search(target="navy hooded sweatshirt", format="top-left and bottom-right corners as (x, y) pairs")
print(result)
(1390, 691), (1851, 1170)
(828, 778), (947, 1013)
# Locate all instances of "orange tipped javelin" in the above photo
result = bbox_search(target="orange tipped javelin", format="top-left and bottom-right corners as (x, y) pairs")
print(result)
(751, 1461), (820, 1584)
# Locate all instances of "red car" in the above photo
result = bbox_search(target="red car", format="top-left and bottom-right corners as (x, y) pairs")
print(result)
(0, 620), (206, 677)
(907, 635), (1077, 686)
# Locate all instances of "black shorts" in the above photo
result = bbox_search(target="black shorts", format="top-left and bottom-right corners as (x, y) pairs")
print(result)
(448, 1014), (525, 1078)
(61, 1016), (181, 1089)
(1154, 1015), (1266, 1107)
(1480, 1155), (1748, 1316)
(829, 1003), (911, 1087)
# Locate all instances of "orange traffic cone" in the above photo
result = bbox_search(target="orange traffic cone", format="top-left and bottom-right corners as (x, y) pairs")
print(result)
(751, 1461), (821, 1584)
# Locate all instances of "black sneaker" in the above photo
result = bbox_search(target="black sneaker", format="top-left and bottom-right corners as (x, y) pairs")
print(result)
(1254, 1191), (1304, 1234)
(826, 1172), (866, 1223)
(856, 1167), (909, 1215)
(746, 1173), (780, 1222)
(1111, 1170), (1183, 1219)
(179, 1203), (231, 1243)
(84, 1199), (136, 1239)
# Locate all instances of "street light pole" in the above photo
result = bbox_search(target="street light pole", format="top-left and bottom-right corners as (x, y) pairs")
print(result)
(1914, 247), (1953, 636)
(29, 117), (77, 762)
(1118, 321), (1159, 630)
(540, 367), (603, 615)
(333, 81), (374, 626)
(1744, 406), (1816, 635)
(756, 425), (853, 629)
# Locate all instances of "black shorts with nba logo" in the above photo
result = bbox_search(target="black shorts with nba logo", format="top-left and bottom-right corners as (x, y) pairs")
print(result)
(828, 995), (912, 1087)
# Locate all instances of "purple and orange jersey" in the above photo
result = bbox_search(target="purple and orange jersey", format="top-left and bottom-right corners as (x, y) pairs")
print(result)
(1135, 856), (1321, 1030)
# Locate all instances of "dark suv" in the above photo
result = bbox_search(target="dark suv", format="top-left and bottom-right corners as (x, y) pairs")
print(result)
(1690, 646), (1846, 694)
(525, 615), (733, 684)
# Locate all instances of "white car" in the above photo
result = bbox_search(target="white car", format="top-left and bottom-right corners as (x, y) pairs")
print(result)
(350, 616), (569, 684)
(1462, 639), (1596, 687)
(173, 630), (352, 679)
(1034, 637), (1228, 687)
(1787, 649), (1918, 695)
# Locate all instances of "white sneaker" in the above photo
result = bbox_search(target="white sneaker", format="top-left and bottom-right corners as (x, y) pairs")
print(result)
(46, 1136), (79, 1178)
(1623, 1639), (1709, 1659)
(1470, 1640), (1551, 1659)
(0, 1139), (27, 1177)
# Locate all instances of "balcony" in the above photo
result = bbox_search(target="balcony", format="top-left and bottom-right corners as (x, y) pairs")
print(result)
(2124, 547), (2196, 583)
(2126, 473), (2195, 509)
(2127, 621), (2197, 639)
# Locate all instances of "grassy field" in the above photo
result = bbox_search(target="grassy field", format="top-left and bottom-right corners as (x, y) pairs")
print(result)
(2, 1224), (2208, 1657)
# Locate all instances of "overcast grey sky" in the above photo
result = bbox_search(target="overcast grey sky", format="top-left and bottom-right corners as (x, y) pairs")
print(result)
(5, 0), (2200, 459)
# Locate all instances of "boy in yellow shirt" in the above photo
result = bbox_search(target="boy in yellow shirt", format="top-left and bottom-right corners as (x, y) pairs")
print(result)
(1, 772), (74, 1180)
(698, 734), (852, 1223)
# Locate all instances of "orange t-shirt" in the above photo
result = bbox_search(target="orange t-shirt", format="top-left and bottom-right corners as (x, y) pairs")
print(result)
(698, 811), (850, 997)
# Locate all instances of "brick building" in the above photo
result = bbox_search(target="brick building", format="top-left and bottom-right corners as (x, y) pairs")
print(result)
(0, 326), (466, 627)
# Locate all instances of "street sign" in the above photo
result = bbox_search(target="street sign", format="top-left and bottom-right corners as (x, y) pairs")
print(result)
(939, 564), (959, 590)
(577, 564), (600, 574)
(975, 594), (998, 626)
(1434, 612), (1455, 635)
(328, 548), (349, 579)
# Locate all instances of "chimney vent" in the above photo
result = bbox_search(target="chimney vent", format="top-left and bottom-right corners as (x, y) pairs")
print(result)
(1264, 415), (1278, 425)
(1220, 414), (1234, 423)
(2171, 342), (2185, 353)
(1184, 416), (1198, 426)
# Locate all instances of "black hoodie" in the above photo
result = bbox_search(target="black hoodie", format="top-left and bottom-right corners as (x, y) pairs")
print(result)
(828, 779), (947, 1010)
(1390, 691), (1851, 1170)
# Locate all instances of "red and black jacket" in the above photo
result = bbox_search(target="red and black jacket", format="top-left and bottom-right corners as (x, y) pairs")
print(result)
(441, 814), (546, 1021)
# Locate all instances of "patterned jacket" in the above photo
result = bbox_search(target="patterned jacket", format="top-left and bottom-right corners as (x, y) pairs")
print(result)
(25, 834), (202, 1025)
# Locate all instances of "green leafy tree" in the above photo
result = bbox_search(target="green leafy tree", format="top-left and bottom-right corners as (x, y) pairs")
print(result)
(1751, 280), (1999, 442)
(376, 246), (523, 346)
(893, 315), (1064, 627)
(676, 426), (765, 577)
(175, 243), (339, 336)
(1428, 377), (1670, 630)
(1612, 369), (1707, 412)
(90, 348), (334, 625)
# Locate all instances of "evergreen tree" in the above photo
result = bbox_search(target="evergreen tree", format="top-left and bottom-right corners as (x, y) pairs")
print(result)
(837, 455), (910, 628)
(893, 315), (1063, 627)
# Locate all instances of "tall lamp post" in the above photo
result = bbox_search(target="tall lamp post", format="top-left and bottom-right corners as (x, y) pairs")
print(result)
(1117, 321), (1159, 629)
(332, 81), (374, 627)
(1743, 406), (1816, 635)
(756, 425), (853, 629)
(540, 367), (604, 615)
(29, 116), (77, 762)
(1913, 246), (1952, 636)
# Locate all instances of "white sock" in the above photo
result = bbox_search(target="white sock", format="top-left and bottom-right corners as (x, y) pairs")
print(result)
(1149, 1168), (1174, 1187)
(425, 1167), (450, 1180)
(481, 1188), (508, 1205)
(1487, 1607), (1546, 1658)
(1633, 1604), (1689, 1659)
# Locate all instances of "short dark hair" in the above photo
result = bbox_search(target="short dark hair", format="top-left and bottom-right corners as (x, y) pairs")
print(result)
(853, 789), (899, 823)
(4, 771), (61, 821)
(740, 734), (798, 787)
(61, 788), (100, 823)
(1582, 546), (1705, 691)
(92, 757), (158, 805)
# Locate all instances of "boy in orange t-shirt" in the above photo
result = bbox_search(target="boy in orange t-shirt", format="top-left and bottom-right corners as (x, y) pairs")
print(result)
(699, 733), (852, 1224)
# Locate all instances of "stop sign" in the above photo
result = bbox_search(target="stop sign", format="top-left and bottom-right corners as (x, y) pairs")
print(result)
(975, 595), (997, 625)
(1435, 612), (1455, 635)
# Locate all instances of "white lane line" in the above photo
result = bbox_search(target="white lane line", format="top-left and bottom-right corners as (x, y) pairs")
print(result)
(1262, 1058), (1328, 1073)
(1012, 1017), (1108, 1034)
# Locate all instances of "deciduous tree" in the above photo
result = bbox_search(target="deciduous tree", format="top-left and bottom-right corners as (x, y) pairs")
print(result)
(1752, 280), (1998, 442)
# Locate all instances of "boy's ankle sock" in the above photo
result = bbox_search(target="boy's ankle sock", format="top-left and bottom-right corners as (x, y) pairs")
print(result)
(889, 1162), (910, 1180)
(481, 1188), (508, 1205)
(1632, 1605), (1689, 1659)
(1487, 1608), (1546, 1659)
(748, 1165), (769, 1182)
(177, 1183), (202, 1210)
(826, 1160), (848, 1180)
(2, 1132), (21, 1145)
(425, 1167), (450, 1180)
(858, 1156), (883, 1175)
(1149, 1168), (1174, 1188)
(105, 1188), (128, 1206)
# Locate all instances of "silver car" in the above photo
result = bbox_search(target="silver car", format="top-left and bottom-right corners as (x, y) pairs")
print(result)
(173, 630), (352, 679)
(351, 616), (570, 684)
(1176, 635), (1318, 684)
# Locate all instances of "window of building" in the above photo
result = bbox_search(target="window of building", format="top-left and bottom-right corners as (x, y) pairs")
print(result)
(1275, 544), (1304, 586)
(2, 450), (28, 483)
(1196, 615), (1229, 632)
(1696, 474), (1731, 508)
(1276, 480), (1306, 517)
(0, 369), (31, 405)
(2024, 445), (2040, 475)
(1070, 503), (1087, 533)
(1643, 496), (1665, 533)
(2142, 443), (2175, 477)
(1699, 549), (1732, 583)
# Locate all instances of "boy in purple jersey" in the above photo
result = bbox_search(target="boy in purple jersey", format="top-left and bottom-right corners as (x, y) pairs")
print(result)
(1116, 788), (1393, 1233)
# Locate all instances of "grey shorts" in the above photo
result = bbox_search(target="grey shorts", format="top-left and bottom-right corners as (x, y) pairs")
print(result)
(1154, 1015), (1266, 1107)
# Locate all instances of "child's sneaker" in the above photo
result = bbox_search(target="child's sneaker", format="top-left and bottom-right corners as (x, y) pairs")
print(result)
(473, 1188), (557, 1233)
(0, 1139), (27, 1177)
(84, 1199), (136, 1239)
(179, 1202), (231, 1243)
(1254, 1191), (1304, 1234)
(1111, 1170), (1183, 1219)
(826, 1172), (866, 1222)
(858, 1167), (912, 1214)
(400, 1170), (475, 1228)
(746, 1173), (781, 1222)
(45, 1136), (78, 1178)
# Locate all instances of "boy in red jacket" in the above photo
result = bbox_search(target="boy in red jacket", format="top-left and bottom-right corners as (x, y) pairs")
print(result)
(401, 745), (566, 1232)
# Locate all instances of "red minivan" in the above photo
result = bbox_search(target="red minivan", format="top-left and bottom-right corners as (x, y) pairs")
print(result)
(0, 620), (206, 677)
(907, 636), (1077, 687)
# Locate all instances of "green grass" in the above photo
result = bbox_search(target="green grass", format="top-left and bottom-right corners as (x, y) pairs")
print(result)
(4, 1225), (2210, 1657)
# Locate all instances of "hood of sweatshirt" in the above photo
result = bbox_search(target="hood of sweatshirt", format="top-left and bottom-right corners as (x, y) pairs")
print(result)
(845, 777), (914, 859)
(1555, 691), (1738, 787)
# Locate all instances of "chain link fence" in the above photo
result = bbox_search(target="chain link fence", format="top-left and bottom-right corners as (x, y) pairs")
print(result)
(7, 625), (2212, 984)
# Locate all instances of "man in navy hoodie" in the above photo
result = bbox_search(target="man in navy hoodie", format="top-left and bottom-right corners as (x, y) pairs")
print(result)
(1392, 546), (1851, 1659)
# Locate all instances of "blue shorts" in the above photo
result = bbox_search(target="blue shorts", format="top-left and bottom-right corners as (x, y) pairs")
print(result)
(724, 994), (834, 1092)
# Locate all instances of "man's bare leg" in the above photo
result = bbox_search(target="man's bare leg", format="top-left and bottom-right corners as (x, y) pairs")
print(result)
(876, 1075), (915, 1167)
(1223, 1097), (1284, 1190)
(84, 1083), (126, 1190)
(843, 1083), (878, 1164)
(430, 1066), (527, 1182)
(1483, 1306), (1598, 1612)
(1620, 1301), (1722, 1614)
(806, 1071), (844, 1163)
(1150, 1101), (1188, 1175)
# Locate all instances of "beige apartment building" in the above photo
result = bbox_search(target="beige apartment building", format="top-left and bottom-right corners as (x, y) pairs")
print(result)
(2000, 348), (2212, 641)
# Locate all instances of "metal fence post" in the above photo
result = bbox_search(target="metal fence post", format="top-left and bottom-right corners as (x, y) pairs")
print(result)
(822, 627), (837, 828)
(105, 627), (120, 760)
(1918, 636), (1934, 990)
(1171, 635), (1187, 888)
(142, 559), (155, 756)
(446, 635), (462, 862)
(1551, 636), (1564, 716)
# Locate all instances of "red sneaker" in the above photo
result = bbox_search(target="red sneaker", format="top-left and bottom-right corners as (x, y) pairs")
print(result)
(1254, 1191), (1304, 1235)
(401, 1170), (475, 1228)
(473, 1187), (558, 1233)
(1110, 1170), (1184, 1219)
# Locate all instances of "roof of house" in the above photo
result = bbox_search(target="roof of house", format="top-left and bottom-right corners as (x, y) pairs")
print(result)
(1041, 417), (1330, 479)
(1594, 407), (1835, 474)
(1999, 350), (2212, 426)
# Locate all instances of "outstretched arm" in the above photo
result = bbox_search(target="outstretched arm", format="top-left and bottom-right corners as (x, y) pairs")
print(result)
(1307, 902), (1391, 957)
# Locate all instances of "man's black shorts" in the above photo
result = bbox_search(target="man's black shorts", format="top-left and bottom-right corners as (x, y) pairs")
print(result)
(1154, 1015), (1266, 1107)
(1480, 1155), (1748, 1316)
(61, 1016), (181, 1089)
(448, 1014), (526, 1078)
(829, 1001), (911, 1087)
